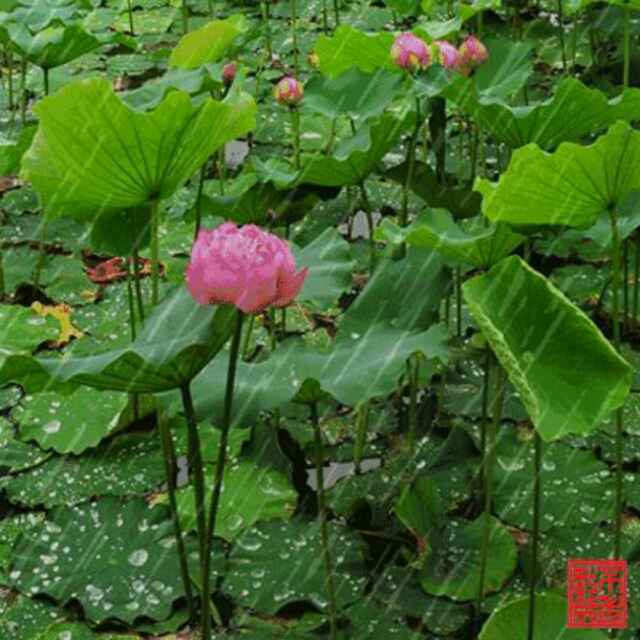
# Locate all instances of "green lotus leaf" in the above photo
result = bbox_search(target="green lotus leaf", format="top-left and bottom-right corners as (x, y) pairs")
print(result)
(479, 592), (608, 639)
(297, 111), (410, 187)
(0, 287), (236, 393)
(21, 77), (257, 219)
(476, 121), (640, 227)
(462, 256), (633, 440)
(419, 514), (517, 601)
(303, 67), (403, 121)
(376, 209), (525, 268)
(169, 14), (248, 69)
(0, 125), (36, 175)
(314, 25), (395, 78)
(9, 497), (197, 624)
(446, 77), (640, 150)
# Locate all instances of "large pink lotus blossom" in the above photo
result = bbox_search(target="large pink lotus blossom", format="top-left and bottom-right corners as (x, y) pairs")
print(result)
(433, 40), (462, 71)
(186, 222), (308, 314)
(391, 32), (431, 72)
(274, 76), (304, 105)
(459, 35), (489, 69)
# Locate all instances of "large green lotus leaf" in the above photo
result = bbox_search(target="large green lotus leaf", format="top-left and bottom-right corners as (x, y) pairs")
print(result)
(35, 622), (138, 640)
(21, 78), (257, 219)
(0, 304), (59, 353)
(0, 288), (236, 393)
(386, 161), (481, 218)
(314, 25), (395, 78)
(447, 77), (640, 150)
(0, 126), (37, 176)
(6, 22), (126, 70)
(303, 67), (403, 121)
(294, 227), (354, 310)
(169, 14), (247, 69)
(479, 593), (607, 639)
(296, 112), (409, 187)
(12, 0), (87, 31)
(0, 416), (52, 473)
(419, 514), (516, 601)
(9, 497), (194, 624)
(463, 256), (633, 440)
(14, 388), (131, 454)
(492, 428), (615, 531)
(223, 519), (367, 614)
(0, 594), (64, 640)
(476, 121), (640, 227)
(174, 460), (297, 542)
(394, 475), (444, 550)
(0, 432), (166, 508)
(376, 210), (524, 268)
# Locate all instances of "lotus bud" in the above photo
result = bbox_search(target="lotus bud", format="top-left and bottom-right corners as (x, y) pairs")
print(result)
(459, 35), (489, 69)
(222, 62), (237, 87)
(274, 76), (304, 106)
(433, 40), (462, 71)
(390, 32), (431, 72)
(308, 51), (320, 69)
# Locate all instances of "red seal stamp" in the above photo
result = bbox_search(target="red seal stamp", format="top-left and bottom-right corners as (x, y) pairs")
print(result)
(567, 559), (628, 629)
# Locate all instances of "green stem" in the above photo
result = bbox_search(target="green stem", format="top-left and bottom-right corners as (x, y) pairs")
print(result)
(358, 181), (376, 271)
(633, 237), (639, 325)
(125, 260), (137, 341)
(150, 199), (160, 307)
(291, 0), (299, 74)
(322, 0), (329, 33)
(353, 401), (369, 474)
(182, 0), (189, 34)
(33, 221), (48, 291)
(195, 165), (206, 242)
(455, 267), (462, 338)
(43, 67), (49, 96)
(132, 248), (145, 323)
(208, 0), (214, 18)
(0, 249), (5, 300)
(401, 97), (422, 227)
(19, 57), (26, 125)
(557, 0), (566, 73)
(609, 207), (624, 560)
(126, 0), (135, 34)
(261, 1), (272, 58)
(407, 356), (420, 447)
(241, 312), (255, 360)
(291, 106), (301, 170)
(181, 384), (209, 637)
(624, 240), (630, 332)
(6, 47), (13, 116)
(430, 97), (447, 184)
(623, 6), (631, 89)
(202, 310), (245, 635)
(476, 357), (505, 615)
(311, 402), (338, 640)
(527, 431), (542, 640)
(333, 0), (340, 27)
(158, 410), (195, 620)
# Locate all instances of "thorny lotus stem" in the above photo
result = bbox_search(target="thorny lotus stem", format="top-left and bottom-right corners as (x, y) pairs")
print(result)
(557, 0), (566, 73)
(126, 0), (135, 34)
(609, 207), (624, 560)
(476, 357), (505, 617)
(311, 402), (339, 640)
(202, 310), (244, 636)
(291, 105), (301, 170)
(43, 67), (49, 96)
(158, 409), (195, 620)
(407, 355), (420, 447)
(241, 312), (255, 360)
(182, 0), (189, 34)
(353, 401), (370, 473)
(195, 165), (206, 242)
(180, 383), (209, 637)
(291, 0), (299, 74)
(401, 97), (422, 227)
(623, 6), (631, 89)
(455, 267), (463, 338)
(131, 249), (145, 323)
(150, 199), (160, 307)
(125, 260), (137, 341)
(527, 431), (542, 640)
(261, 1), (272, 59)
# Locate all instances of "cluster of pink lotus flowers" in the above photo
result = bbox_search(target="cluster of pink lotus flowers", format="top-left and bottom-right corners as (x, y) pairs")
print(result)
(187, 223), (308, 314)
(391, 32), (488, 74)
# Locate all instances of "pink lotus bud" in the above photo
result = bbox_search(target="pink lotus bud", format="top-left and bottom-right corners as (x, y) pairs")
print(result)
(222, 62), (237, 87)
(274, 76), (304, 106)
(459, 35), (489, 68)
(186, 222), (308, 314)
(433, 40), (462, 71)
(390, 32), (431, 72)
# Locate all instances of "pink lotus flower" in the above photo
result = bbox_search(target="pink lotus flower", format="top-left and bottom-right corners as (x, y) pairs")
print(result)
(274, 76), (304, 105)
(459, 35), (489, 68)
(433, 40), (462, 71)
(186, 222), (308, 314)
(391, 32), (431, 72)
(222, 62), (237, 87)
